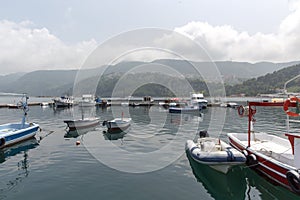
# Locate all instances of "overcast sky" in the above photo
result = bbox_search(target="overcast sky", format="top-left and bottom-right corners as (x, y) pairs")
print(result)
(0, 0), (299, 75)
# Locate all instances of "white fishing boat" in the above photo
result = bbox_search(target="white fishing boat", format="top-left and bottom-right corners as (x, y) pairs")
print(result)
(191, 93), (208, 109)
(53, 96), (74, 107)
(186, 131), (246, 174)
(169, 102), (201, 114)
(228, 98), (300, 194)
(64, 117), (100, 131)
(220, 102), (239, 108)
(103, 117), (131, 133)
(78, 94), (96, 107)
(0, 94), (39, 149)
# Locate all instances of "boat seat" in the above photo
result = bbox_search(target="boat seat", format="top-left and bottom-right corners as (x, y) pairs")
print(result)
(0, 128), (17, 133)
(197, 138), (221, 152)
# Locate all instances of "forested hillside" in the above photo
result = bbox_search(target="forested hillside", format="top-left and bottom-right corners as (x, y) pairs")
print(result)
(225, 64), (300, 96)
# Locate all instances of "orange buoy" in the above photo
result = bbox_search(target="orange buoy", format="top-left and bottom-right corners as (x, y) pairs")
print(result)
(76, 141), (81, 145)
(284, 97), (300, 117)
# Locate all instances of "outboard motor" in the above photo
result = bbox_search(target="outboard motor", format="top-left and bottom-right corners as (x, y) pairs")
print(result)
(102, 121), (107, 126)
(199, 130), (209, 138)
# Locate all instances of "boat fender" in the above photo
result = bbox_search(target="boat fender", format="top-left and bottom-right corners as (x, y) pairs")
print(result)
(284, 97), (300, 117)
(237, 105), (245, 117)
(0, 137), (5, 147)
(102, 121), (107, 126)
(246, 154), (258, 168)
(287, 170), (300, 194)
(242, 150), (248, 156)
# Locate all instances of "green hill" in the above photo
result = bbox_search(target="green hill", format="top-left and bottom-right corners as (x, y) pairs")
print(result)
(226, 64), (300, 96)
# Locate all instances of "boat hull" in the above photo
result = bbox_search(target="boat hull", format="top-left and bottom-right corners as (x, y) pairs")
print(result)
(104, 118), (131, 133)
(0, 123), (39, 149)
(64, 118), (100, 131)
(185, 139), (246, 174)
(228, 132), (298, 193)
(53, 100), (73, 107)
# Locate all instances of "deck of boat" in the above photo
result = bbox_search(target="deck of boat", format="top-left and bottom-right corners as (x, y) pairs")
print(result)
(240, 139), (294, 167)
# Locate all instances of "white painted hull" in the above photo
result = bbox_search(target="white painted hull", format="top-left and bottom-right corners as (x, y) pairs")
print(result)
(186, 138), (246, 174)
(53, 99), (73, 107)
(64, 118), (100, 130)
(104, 118), (131, 133)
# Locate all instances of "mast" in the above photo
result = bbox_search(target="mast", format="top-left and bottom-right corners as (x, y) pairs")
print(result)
(21, 94), (29, 128)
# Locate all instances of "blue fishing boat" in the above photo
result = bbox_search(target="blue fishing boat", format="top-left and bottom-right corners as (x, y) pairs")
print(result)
(0, 94), (39, 149)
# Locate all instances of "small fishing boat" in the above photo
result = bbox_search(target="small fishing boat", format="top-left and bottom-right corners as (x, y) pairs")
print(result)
(78, 94), (96, 107)
(169, 104), (201, 114)
(0, 95), (39, 149)
(53, 96), (74, 108)
(129, 96), (155, 107)
(159, 98), (184, 108)
(220, 102), (239, 108)
(186, 131), (246, 174)
(228, 98), (300, 194)
(191, 93), (208, 109)
(64, 117), (100, 131)
(103, 117), (131, 133)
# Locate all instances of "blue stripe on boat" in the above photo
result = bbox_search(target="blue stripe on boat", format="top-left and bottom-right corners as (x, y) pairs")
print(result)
(5, 126), (39, 142)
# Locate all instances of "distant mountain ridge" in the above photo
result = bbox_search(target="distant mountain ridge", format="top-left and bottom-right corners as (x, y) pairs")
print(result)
(0, 60), (299, 96)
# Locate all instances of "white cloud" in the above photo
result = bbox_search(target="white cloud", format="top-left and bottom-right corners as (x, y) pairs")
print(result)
(0, 20), (97, 74)
(1, 1), (300, 75)
(172, 0), (300, 62)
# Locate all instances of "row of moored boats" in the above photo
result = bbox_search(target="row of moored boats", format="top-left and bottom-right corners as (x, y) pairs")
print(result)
(3, 93), (300, 195)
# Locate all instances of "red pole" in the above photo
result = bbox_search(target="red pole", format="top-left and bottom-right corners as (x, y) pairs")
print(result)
(248, 103), (252, 147)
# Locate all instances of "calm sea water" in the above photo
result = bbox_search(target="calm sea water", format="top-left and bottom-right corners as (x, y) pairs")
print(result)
(0, 97), (300, 200)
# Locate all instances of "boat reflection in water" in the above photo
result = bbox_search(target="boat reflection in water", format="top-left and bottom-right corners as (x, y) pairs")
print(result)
(103, 131), (127, 140)
(169, 113), (202, 126)
(244, 167), (300, 199)
(0, 138), (39, 164)
(186, 151), (246, 200)
(0, 138), (38, 198)
(64, 126), (97, 138)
